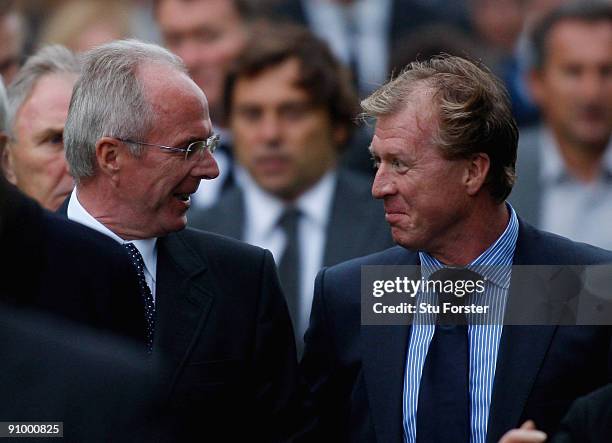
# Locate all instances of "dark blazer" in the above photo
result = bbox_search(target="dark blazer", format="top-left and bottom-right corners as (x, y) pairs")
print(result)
(142, 228), (298, 442)
(58, 193), (299, 441)
(0, 304), (160, 442)
(188, 170), (394, 267)
(298, 220), (612, 442)
(0, 179), (145, 342)
(551, 384), (612, 443)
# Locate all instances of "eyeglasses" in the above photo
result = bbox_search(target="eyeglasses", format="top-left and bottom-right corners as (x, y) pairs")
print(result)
(117, 133), (220, 160)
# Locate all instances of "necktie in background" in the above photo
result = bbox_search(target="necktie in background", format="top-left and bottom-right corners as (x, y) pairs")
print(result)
(277, 207), (302, 355)
(416, 268), (483, 443)
(123, 243), (155, 352)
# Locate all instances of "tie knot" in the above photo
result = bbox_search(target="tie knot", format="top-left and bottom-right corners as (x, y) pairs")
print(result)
(123, 243), (146, 269)
(277, 207), (301, 232)
(429, 267), (483, 286)
(428, 267), (484, 326)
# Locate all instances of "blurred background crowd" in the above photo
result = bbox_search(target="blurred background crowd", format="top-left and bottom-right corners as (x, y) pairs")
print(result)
(2, 0), (602, 122)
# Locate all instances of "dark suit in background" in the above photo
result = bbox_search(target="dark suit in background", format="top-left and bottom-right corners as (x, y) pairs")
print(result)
(508, 127), (541, 225)
(298, 221), (612, 442)
(0, 178), (145, 343)
(189, 170), (394, 267)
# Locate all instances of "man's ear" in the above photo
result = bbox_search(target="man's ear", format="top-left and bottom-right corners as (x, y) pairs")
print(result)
(0, 135), (18, 184)
(95, 136), (123, 180)
(464, 152), (490, 196)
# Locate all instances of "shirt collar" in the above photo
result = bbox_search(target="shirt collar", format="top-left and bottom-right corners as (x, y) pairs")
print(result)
(237, 166), (337, 236)
(67, 188), (157, 283)
(419, 203), (519, 289)
(540, 127), (612, 184)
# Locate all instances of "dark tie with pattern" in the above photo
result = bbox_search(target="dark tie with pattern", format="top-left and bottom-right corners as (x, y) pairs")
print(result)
(416, 268), (483, 443)
(123, 243), (155, 352)
(277, 207), (301, 353)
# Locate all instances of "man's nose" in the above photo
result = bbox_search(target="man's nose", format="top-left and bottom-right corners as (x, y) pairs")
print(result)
(191, 153), (220, 180)
(371, 165), (395, 199)
(259, 114), (282, 146)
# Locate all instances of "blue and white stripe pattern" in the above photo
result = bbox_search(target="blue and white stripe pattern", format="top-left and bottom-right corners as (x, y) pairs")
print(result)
(403, 204), (519, 443)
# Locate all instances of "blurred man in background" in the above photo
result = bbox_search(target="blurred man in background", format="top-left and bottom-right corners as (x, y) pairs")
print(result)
(154, 0), (252, 209)
(190, 24), (394, 354)
(0, 0), (25, 84)
(1, 45), (78, 210)
(511, 1), (612, 249)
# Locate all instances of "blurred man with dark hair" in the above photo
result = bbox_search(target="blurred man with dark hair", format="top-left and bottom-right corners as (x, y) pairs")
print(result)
(1, 45), (79, 211)
(511, 1), (612, 249)
(190, 24), (393, 354)
(298, 54), (612, 443)
(154, 0), (253, 209)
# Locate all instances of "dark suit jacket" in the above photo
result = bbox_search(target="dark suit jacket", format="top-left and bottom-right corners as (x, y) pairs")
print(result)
(551, 384), (612, 443)
(0, 304), (160, 443)
(298, 220), (612, 442)
(0, 179), (145, 342)
(188, 170), (394, 268)
(142, 228), (298, 442)
(58, 193), (299, 441)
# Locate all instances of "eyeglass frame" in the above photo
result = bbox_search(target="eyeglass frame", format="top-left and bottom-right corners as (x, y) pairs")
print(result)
(116, 133), (220, 160)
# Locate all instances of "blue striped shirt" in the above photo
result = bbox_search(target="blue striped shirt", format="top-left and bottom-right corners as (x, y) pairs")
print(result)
(403, 204), (519, 443)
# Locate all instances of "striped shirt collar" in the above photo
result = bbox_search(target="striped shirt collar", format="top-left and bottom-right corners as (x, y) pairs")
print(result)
(419, 203), (519, 289)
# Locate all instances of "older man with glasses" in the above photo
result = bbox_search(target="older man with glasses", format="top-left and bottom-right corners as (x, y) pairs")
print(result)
(62, 39), (298, 442)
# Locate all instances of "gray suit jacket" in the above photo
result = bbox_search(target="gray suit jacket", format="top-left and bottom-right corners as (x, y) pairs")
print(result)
(509, 126), (543, 226)
(188, 169), (395, 268)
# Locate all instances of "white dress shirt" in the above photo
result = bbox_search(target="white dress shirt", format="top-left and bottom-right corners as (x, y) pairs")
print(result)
(235, 167), (336, 340)
(67, 189), (158, 302)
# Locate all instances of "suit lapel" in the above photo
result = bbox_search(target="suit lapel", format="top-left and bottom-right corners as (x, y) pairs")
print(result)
(361, 249), (419, 443)
(486, 221), (558, 443)
(154, 230), (214, 394)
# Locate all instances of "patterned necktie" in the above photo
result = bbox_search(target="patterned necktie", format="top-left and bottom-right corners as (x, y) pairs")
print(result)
(123, 243), (155, 352)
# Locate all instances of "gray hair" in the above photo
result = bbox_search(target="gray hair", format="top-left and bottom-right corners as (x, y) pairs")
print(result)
(64, 39), (186, 181)
(6, 44), (81, 139)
